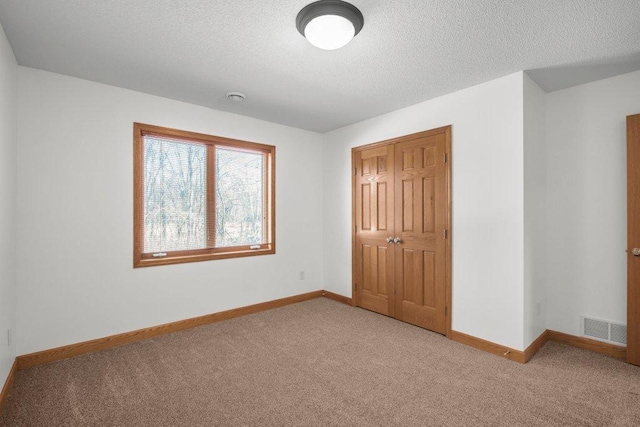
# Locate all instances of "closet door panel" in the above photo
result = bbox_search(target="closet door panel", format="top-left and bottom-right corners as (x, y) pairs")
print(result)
(394, 133), (447, 334)
(354, 145), (395, 317)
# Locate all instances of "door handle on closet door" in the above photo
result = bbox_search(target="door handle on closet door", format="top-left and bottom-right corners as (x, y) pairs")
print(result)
(633, 248), (640, 256)
(393, 237), (402, 244)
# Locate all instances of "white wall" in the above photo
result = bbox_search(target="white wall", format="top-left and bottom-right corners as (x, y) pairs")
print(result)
(0, 24), (17, 383)
(15, 67), (324, 355)
(12, 61), (640, 358)
(323, 72), (526, 350)
(546, 70), (640, 336)
(523, 73), (547, 347)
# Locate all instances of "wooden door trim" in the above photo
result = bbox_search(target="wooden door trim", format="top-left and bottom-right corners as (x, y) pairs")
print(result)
(351, 150), (357, 307)
(351, 126), (453, 337)
(351, 126), (452, 152)
(443, 126), (452, 338)
(627, 114), (640, 366)
(351, 150), (358, 308)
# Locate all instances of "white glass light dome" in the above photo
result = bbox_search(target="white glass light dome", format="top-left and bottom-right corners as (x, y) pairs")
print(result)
(304, 15), (356, 50)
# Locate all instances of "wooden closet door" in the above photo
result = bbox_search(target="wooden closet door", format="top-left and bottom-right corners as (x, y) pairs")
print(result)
(354, 145), (396, 317)
(353, 127), (451, 336)
(393, 131), (448, 334)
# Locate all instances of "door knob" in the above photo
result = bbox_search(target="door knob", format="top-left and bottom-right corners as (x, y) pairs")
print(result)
(393, 237), (402, 244)
(633, 248), (640, 256)
(386, 237), (394, 243)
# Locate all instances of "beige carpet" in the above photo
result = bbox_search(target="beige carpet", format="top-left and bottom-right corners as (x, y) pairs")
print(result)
(1, 298), (639, 426)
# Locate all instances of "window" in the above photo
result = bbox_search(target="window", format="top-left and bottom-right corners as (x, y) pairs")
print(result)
(133, 123), (275, 267)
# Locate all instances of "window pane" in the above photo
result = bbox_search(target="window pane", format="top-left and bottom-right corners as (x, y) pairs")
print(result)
(143, 136), (206, 252)
(215, 147), (264, 247)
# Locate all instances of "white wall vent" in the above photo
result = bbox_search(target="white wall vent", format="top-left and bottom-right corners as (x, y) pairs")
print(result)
(580, 316), (626, 346)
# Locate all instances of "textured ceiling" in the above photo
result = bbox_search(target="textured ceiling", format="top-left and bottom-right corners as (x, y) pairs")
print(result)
(1, 0), (639, 132)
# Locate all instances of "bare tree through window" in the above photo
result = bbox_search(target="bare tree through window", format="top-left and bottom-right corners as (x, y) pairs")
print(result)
(143, 137), (206, 252)
(135, 123), (275, 267)
(215, 147), (263, 247)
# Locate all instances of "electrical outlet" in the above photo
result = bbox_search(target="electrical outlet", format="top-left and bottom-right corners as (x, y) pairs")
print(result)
(299, 271), (305, 280)
(7, 328), (12, 347)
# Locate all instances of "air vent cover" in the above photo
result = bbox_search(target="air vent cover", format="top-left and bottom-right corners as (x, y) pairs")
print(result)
(580, 316), (626, 347)
(610, 323), (627, 345)
(584, 318), (608, 340)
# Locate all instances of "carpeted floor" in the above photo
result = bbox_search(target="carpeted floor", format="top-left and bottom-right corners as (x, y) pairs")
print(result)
(1, 298), (639, 426)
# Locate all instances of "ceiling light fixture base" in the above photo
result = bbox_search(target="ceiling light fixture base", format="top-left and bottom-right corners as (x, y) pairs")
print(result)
(296, 0), (364, 50)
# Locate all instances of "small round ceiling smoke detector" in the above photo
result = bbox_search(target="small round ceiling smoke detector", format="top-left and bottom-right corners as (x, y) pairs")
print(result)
(226, 92), (246, 102)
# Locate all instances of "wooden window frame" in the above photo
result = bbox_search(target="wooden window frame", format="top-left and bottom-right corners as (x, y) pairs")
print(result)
(133, 123), (276, 268)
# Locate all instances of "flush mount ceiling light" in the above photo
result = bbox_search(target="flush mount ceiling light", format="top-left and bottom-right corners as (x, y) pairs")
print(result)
(296, 0), (364, 50)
